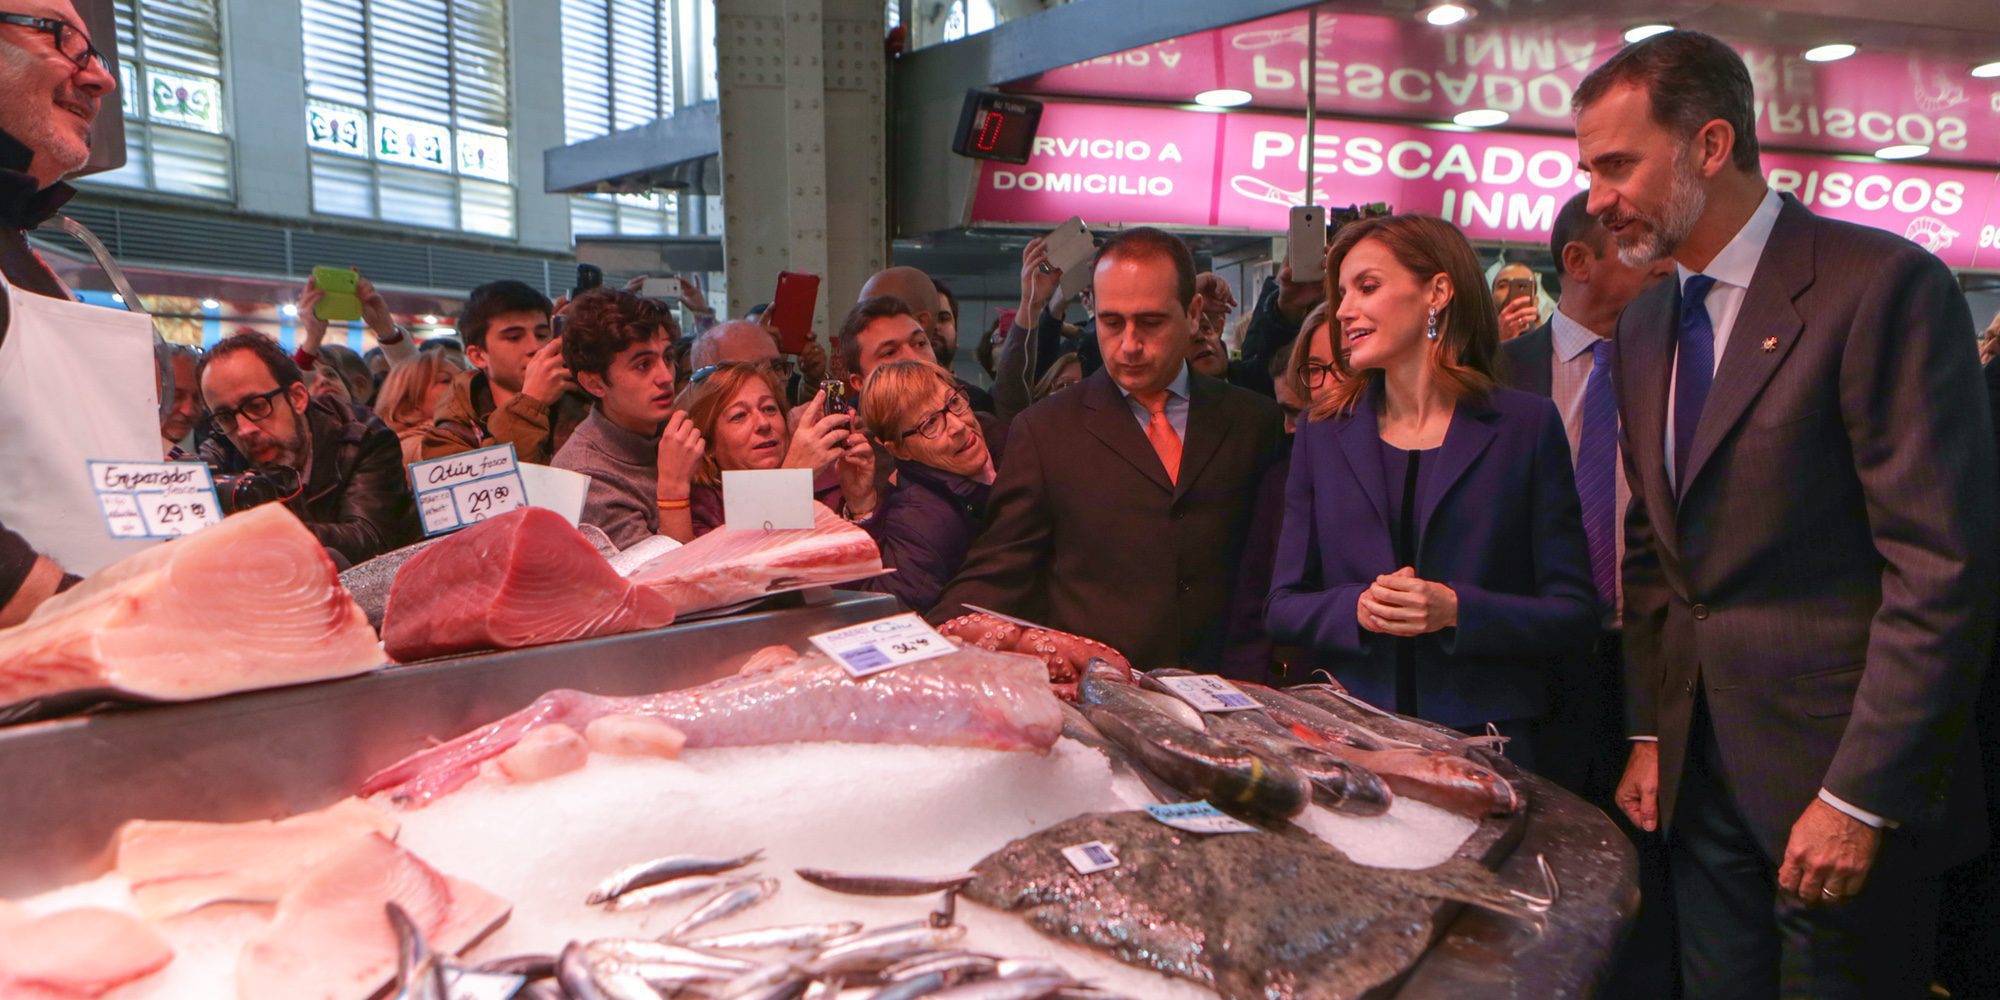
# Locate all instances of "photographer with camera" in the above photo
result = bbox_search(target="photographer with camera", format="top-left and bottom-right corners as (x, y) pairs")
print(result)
(197, 332), (418, 567)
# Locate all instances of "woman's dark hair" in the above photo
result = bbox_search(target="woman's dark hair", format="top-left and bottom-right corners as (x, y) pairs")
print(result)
(1573, 29), (1760, 173)
(560, 288), (668, 380)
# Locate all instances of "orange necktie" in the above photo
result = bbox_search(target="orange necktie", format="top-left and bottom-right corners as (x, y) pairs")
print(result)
(1138, 393), (1182, 484)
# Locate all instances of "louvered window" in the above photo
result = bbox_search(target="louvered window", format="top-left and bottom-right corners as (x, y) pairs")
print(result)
(302, 0), (516, 237)
(85, 0), (233, 200)
(562, 0), (703, 236)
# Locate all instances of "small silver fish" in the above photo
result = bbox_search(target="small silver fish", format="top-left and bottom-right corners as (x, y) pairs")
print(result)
(386, 902), (449, 1000)
(795, 867), (979, 897)
(869, 971), (952, 1000)
(559, 942), (611, 1000)
(687, 921), (864, 951)
(587, 849), (765, 904)
(585, 938), (756, 973)
(927, 975), (1075, 1000)
(714, 963), (811, 1000)
(811, 925), (969, 977)
(667, 877), (782, 940)
(606, 872), (754, 912)
(884, 951), (1000, 983)
(589, 964), (667, 1000)
(472, 953), (558, 978)
(995, 958), (1069, 980)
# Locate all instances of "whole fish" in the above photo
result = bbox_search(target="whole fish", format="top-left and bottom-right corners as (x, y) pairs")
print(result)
(607, 873), (755, 912)
(715, 963), (813, 1000)
(688, 921), (864, 951)
(1201, 711), (1394, 817)
(667, 878), (782, 940)
(795, 868), (978, 897)
(811, 925), (968, 977)
(1287, 682), (1509, 756)
(883, 951), (999, 982)
(587, 850), (765, 904)
(584, 939), (756, 973)
(363, 646), (1065, 807)
(558, 942), (611, 1000)
(1078, 663), (1310, 822)
(386, 902), (449, 1000)
(966, 811), (1539, 1000)
(473, 953), (558, 979)
(870, 970), (953, 1000)
(927, 976), (1075, 1000)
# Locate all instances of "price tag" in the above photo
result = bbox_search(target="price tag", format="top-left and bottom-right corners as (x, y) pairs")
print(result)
(1153, 674), (1260, 713)
(1144, 801), (1259, 835)
(1061, 840), (1120, 874)
(407, 444), (526, 536)
(722, 468), (815, 530)
(89, 461), (222, 539)
(810, 613), (955, 679)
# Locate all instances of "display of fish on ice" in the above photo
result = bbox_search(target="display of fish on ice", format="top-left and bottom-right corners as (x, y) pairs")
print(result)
(623, 502), (886, 615)
(937, 609), (1135, 701)
(361, 643), (1065, 808)
(966, 810), (1543, 1000)
(380, 507), (676, 661)
(0, 900), (173, 998)
(0, 504), (383, 719)
(113, 797), (400, 920)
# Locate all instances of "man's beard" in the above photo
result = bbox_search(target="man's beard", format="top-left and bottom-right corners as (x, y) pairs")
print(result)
(932, 335), (957, 368)
(1610, 149), (1706, 268)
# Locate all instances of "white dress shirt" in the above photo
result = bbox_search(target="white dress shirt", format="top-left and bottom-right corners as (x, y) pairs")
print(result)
(1114, 362), (1191, 440)
(1640, 187), (1890, 829)
(1549, 308), (1628, 630)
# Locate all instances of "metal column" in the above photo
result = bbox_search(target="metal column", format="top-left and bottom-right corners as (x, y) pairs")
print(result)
(717, 0), (887, 338)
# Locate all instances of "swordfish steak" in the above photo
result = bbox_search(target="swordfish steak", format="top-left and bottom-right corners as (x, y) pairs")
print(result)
(0, 504), (382, 713)
(380, 507), (675, 661)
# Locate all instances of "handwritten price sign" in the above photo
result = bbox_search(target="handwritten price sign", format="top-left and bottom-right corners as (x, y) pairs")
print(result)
(810, 613), (956, 679)
(89, 461), (223, 539)
(407, 444), (527, 536)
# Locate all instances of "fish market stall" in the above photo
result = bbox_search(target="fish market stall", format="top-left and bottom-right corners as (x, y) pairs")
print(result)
(0, 585), (1639, 999)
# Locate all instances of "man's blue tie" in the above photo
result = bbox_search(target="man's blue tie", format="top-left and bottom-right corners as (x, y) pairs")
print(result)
(1674, 274), (1718, 493)
(1578, 338), (1618, 612)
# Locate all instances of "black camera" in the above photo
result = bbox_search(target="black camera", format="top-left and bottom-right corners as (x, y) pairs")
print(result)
(212, 467), (300, 514)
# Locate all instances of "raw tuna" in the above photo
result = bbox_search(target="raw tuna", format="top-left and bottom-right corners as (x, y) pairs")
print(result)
(626, 503), (885, 615)
(361, 644), (1065, 808)
(0, 900), (173, 998)
(380, 507), (676, 661)
(0, 504), (383, 714)
(234, 832), (510, 1000)
(114, 797), (399, 919)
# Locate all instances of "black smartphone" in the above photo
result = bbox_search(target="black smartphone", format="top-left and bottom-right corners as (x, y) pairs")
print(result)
(821, 379), (849, 415)
(572, 263), (604, 300)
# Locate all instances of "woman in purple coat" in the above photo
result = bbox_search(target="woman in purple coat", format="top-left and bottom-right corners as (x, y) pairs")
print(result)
(855, 361), (996, 613)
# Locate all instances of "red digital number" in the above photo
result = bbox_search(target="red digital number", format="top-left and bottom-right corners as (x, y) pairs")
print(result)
(976, 110), (1004, 152)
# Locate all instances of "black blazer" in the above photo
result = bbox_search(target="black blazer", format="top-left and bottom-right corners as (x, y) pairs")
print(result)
(1265, 380), (1597, 727)
(1496, 320), (1555, 397)
(1617, 194), (1997, 866)
(934, 367), (1284, 671)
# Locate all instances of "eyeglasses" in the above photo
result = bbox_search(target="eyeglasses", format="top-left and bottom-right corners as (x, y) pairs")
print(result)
(1302, 362), (1337, 389)
(690, 358), (792, 385)
(210, 386), (290, 428)
(902, 386), (973, 441)
(0, 12), (105, 71)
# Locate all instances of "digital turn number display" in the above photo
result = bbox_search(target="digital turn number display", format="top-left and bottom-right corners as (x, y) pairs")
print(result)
(951, 90), (1044, 166)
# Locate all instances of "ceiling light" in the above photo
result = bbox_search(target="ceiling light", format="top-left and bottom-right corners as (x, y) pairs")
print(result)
(200, 298), (221, 310)
(1193, 89), (1253, 108)
(1874, 143), (1929, 160)
(1422, 4), (1472, 27)
(1973, 61), (2000, 79)
(1803, 43), (1856, 62)
(280, 303), (298, 318)
(1624, 24), (1674, 43)
(1452, 108), (1510, 128)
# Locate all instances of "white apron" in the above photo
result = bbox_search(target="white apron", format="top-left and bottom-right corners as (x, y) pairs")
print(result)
(0, 268), (163, 574)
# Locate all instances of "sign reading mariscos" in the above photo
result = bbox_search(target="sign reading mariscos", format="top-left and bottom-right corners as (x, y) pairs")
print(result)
(972, 100), (2000, 269)
(1013, 9), (2000, 164)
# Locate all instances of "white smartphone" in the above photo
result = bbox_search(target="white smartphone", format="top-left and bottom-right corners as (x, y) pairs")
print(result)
(1287, 206), (1329, 281)
(1043, 216), (1096, 300)
(640, 275), (682, 305)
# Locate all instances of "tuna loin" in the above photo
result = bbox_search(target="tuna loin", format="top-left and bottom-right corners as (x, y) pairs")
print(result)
(0, 504), (383, 713)
(381, 507), (676, 661)
(361, 644), (1065, 808)
(625, 503), (885, 615)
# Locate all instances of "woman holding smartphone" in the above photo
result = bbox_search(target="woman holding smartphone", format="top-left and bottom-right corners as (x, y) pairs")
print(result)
(674, 364), (872, 537)
(1265, 214), (1594, 765)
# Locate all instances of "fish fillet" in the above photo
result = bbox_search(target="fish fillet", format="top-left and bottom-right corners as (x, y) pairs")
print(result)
(361, 644), (1065, 808)
(381, 507), (677, 661)
(234, 833), (510, 1000)
(114, 797), (399, 920)
(627, 503), (885, 615)
(0, 900), (173, 998)
(0, 505), (383, 710)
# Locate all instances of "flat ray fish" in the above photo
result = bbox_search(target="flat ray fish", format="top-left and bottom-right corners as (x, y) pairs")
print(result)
(965, 810), (1527, 1000)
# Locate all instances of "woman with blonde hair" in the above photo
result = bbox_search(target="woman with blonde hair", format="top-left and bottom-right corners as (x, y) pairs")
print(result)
(375, 353), (455, 464)
(1265, 213), (1594, 766)
(675, 362), (870, 537)
(853, 360), (996, 612)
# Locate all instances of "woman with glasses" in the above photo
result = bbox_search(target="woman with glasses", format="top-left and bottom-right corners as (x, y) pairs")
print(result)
(1281, 301), (1337, 426)
(853, 360), (996, 613)
(675, 363), (873, 537)
(1264, 215), (1594, 768)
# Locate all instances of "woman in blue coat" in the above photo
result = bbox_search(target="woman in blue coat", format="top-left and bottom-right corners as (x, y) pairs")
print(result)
(1266, 214), (1595, 766)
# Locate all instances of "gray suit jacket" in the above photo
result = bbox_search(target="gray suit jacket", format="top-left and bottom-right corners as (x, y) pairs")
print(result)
(1617, 194), (1997, 866)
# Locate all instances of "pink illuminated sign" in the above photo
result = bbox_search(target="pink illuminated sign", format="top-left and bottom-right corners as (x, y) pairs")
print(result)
(971, 101), (2000, 269)
(1014, 10), (2000, 165)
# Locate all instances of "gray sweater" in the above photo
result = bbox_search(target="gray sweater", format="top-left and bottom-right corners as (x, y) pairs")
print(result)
(552, 407), (659, 549)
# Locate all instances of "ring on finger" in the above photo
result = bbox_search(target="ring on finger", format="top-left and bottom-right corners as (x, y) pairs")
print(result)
(1037, 263), (1055, 275)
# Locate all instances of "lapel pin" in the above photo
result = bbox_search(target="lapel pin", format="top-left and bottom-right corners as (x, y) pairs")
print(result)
(1761, 337), (1778, 352)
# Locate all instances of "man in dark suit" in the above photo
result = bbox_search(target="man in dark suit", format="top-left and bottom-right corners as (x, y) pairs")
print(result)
(1575, 31), (1997, 998)
(934, 228), (1284, 671)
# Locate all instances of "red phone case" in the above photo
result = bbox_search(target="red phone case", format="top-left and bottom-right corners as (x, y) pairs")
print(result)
(771, 272), (821, 356)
